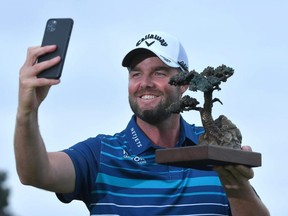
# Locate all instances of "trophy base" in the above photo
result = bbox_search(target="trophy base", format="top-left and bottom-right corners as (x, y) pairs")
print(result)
(155, 145), (262, 170)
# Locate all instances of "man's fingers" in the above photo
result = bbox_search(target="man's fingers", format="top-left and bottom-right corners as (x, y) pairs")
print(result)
(233, 165), (254, 179)
(31, 56), (61, 77)
(215, 165), (254, 185)
(31, 77), (61, 88)
(24, 45), (57, 67)
(241, 145), (252, 152)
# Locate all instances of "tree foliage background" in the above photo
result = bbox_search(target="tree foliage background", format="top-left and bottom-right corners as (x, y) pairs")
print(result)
(0, 171), (11, 216)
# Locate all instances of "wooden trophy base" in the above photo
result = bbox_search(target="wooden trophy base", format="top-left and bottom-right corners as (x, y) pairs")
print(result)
(155, 145), (262, 170)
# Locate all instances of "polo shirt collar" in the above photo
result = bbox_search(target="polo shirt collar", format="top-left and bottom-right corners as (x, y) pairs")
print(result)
(180, 117), (204, 146)
(124, 116), (152, 155)
(124, 115), (204, 155)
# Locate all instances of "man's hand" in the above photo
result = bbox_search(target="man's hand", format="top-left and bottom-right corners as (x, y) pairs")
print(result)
(18, 45), (61, 115)
(214, 146), (270, 215)
(214, 146), (254, 198)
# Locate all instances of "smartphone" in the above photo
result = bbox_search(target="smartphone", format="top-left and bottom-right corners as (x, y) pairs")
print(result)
(37, 18), (74, 79)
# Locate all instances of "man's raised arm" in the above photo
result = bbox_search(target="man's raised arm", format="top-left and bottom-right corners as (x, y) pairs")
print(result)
(14, 46), (75, 193)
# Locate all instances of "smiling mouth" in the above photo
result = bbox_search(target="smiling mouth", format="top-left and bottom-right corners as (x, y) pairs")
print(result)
(140, 95), (158, 100)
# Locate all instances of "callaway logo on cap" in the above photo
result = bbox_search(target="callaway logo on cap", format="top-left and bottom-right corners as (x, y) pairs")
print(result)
(122, 31), (189, 71)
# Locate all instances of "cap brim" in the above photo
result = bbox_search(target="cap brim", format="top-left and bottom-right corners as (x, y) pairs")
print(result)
(122, 48), (153, 67)
(122, 48), (180, 69)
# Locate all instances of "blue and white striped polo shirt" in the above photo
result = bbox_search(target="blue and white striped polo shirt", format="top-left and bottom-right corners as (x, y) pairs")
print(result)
(57, 115), (231, 215)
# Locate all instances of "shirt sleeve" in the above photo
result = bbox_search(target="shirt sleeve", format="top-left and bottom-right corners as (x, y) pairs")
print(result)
(56, 137), (101, 203)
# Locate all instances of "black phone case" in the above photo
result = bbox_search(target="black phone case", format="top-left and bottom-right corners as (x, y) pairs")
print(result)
(37, 18), (73, 79)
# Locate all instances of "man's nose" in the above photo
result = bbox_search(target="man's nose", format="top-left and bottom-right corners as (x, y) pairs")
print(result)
(140, 75), (154, 88)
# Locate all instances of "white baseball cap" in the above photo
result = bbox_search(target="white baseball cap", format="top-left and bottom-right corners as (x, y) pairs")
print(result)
(122, 31), (189, 71)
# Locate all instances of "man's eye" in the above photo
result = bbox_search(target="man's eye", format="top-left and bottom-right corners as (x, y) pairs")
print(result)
(131, 72), (141, 78)
(155, 71), (166, 77)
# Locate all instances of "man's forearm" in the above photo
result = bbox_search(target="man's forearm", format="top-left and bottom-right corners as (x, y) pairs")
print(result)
(228, 183), (270, 216)
(14, 110), (50, 187)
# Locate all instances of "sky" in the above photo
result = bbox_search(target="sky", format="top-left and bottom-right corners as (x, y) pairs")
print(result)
(1, 0), (287, 215)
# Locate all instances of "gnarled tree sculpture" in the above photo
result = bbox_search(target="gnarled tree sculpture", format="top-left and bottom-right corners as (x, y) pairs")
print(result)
(168, 65), (242, 149)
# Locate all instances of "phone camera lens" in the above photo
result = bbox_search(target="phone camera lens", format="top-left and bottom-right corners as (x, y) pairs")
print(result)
(47, 20), (57, 32)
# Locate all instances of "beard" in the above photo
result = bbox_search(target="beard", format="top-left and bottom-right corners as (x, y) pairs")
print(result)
(129, 88), (181, 125)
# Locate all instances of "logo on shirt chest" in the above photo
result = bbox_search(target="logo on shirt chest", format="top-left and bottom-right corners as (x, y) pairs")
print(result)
(123, 149), (146, 165)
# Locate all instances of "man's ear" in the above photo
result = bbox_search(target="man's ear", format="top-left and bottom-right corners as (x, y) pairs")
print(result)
(180, 84), (189, 94)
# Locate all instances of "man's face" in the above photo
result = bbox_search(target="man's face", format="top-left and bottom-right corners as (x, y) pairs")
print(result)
(128, 52), (186, 124)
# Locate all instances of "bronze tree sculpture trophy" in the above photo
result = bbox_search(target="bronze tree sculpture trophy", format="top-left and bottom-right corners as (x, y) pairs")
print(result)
(156, 65), (261, 169)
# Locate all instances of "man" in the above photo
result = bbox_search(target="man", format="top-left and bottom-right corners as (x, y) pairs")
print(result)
(14, 31), (270, 215)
